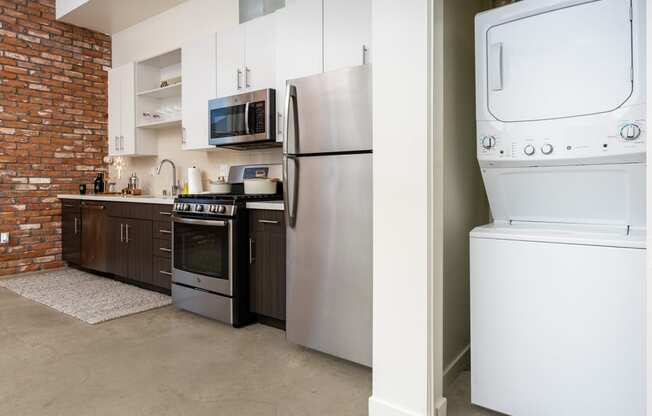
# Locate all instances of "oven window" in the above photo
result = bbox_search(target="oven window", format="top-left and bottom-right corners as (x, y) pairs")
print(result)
(174, 220), (230, 279)
(211, 104), (247, 138)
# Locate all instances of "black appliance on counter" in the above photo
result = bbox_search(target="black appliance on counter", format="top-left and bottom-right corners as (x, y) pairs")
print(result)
(171, 165), (282, 327)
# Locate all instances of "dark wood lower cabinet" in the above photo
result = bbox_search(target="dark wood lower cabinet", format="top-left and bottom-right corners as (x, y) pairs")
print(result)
(61, 199), (171, 293)
(61, 201), (81, 265)
(80, 202), (109, 273)
(107, 217), (153, 285)
(249, 210), (286, 327)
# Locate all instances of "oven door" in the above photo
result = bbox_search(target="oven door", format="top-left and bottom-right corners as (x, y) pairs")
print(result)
(208, 89), (274, 146)
(172, 216), (233, 296)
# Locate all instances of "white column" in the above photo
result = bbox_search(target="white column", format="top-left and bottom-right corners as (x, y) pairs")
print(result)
(369, 0), (433, 415)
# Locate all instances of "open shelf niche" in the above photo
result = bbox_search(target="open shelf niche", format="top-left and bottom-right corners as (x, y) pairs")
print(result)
(135, 49), (182, 131)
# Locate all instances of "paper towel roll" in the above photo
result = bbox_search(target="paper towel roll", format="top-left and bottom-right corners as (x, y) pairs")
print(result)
(187, 166), (203, 194)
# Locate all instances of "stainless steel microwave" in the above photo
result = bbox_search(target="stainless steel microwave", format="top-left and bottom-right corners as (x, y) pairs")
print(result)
(208, 88), (277, 149)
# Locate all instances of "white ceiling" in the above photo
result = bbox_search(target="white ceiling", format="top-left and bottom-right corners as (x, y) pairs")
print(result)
(58, 0), (191, 35)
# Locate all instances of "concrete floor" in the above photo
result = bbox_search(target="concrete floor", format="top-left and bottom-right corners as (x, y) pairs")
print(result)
(0, 287), (371, 416)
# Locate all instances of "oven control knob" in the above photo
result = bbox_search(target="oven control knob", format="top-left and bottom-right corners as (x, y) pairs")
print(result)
(541, 144), (554, 155)
(217, 205), (226, 214)
(481, 135), (496, 150)
(183, 204), (190, 211)
(195, 204), (204, 212)
(524, 145), (536, 156)
(620, 123), (642, 140)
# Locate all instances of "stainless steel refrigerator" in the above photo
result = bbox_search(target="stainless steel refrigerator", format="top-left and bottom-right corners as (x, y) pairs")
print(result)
(282, 64), (372, 367)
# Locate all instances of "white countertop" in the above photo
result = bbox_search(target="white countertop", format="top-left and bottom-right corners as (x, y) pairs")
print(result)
(58, 194), (285, 211)
(245, 201), (285, 211)
(57, 194), (174, 205)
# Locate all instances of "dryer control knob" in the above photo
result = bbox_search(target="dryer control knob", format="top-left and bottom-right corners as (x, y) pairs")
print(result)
(481, 136), (496, 150)
(541, 144), (554, 155)
(524, 145), (536, 156)
(620, 123), (642, 140)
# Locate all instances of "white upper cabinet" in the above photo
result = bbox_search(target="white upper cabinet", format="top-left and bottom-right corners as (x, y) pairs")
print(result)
(182, 34), (218, 150)
(108, 62), (157, 157)
(323, 0), (372, 72)
(275, 0), (323, 141)
(244, 14), (276, 91)
(218, 15), (276, 98)
(219, 25), (246, 97)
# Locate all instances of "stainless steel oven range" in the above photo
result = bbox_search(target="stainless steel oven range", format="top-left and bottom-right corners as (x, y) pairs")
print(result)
(171, 164), (282, 327)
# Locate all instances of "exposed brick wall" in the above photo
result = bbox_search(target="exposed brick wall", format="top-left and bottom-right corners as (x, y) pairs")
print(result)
(0, 0), (110, 276)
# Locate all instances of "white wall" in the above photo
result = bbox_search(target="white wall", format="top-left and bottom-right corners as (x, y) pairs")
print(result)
(55, 0), (89, 19)
(112, 0), (238, 67)
(109, 0), (282, 193)
(370, 0), (432, 415)
(647, 0), (651, 411)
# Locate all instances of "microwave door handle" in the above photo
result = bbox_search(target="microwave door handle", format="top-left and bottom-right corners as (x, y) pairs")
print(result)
(244, 101), (250, 135)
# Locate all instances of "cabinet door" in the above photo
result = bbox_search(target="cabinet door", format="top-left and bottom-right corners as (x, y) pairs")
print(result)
(107, 217), (128, 278)
(218, 25), (246, 97)
(107, 67), (122, 156)
(275, 0), (323, 141)
(125, 219), (153, 285)
(182, 33), (217, 150)
(61, 202), (81, 265)
(244, 14), (276, 91)
(80, 202), (109, 273)
(323, 0), (371, 72)
(119, 63), (136, 155)
(249, 210), (286, 321)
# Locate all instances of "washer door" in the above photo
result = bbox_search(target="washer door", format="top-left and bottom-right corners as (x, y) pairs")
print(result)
(486, 0), (634, 122)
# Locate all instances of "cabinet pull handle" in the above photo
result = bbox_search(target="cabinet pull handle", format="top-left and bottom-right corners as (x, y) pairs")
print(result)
(125, 224), (130, 243)
(159, 229), (171, 235)
(362, 44), (368, 65)
(258, 219), (280, 225)
(81, 203), (105, 210)
(159, 211), (172, 216)
(63, 204), (75, 208)
(181, 127), (186, 145)
(120, 223), (124, 243)
(159, 247), (172, 253)
(74, 217), (78, 235)
(159, 270), (172, 277)
(237, 68), (242, 90)
(245, 66), (251, 88)
(249, 237), (255, 264)
(277, 112), (282, 135)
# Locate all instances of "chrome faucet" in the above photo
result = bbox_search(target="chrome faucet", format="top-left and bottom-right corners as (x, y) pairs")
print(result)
(157, 159), (179, 196)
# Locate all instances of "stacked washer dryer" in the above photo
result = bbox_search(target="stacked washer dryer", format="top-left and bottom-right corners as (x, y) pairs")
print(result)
(471, 1), (646, 415)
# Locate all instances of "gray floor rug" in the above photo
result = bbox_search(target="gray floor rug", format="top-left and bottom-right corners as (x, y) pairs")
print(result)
(0, 268), (172, 324)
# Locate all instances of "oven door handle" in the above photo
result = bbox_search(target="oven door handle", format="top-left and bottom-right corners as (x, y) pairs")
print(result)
(172, 216), (228, 227)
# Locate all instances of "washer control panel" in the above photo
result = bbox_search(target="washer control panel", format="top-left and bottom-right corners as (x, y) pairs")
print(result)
(478, 110), (646, 164)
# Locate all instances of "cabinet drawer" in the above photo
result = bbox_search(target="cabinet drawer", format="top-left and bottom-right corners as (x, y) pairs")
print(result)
(152, 256), (172, 290)
(154, 238), (172, 259)
(249, 210), (285, 232)
(107, 202), (152, 220)
(60, 199), (81, 209)
(153, 221), (172, 240)
(151, 205), (174, 221)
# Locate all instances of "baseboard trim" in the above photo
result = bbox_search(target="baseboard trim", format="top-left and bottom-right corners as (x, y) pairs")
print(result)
(443, 345), (470, 393)
(369, 396), (424, 416)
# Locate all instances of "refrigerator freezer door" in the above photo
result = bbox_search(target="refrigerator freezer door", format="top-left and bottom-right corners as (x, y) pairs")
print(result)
(284, 65), (372, 155)
(285, 152), (372, 366)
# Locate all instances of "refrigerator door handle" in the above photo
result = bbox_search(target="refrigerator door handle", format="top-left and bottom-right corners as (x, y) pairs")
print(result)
(283, 84), (298, 154)
(283, 155), (298, 228)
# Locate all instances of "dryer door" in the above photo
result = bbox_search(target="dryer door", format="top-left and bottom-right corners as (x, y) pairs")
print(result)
(486, 0), (633, 122)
